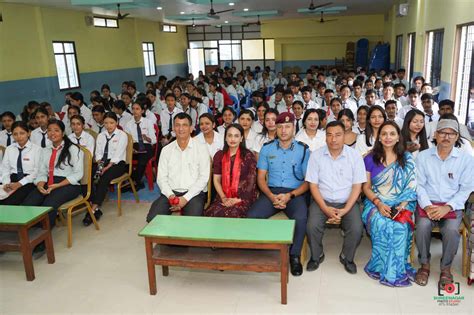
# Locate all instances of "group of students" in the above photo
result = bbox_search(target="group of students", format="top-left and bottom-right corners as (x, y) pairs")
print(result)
(0, 65), (473, 289)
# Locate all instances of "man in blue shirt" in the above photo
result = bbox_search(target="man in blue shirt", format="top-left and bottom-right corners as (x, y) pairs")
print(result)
(305, 121), (366, 274)
(247, 112), (310, 276)
(414, 117), (474, 288)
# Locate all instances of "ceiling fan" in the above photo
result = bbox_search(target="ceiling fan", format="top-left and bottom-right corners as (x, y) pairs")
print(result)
(116, 3), (130, 20)
(245, 15), (262, 26)
(207, 0), (234, 19)
(315, 11), (337, 23)
(308, 0), (333, 11)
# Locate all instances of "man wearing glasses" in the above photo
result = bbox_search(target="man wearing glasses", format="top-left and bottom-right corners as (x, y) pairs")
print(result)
(413, 116), (474, 288)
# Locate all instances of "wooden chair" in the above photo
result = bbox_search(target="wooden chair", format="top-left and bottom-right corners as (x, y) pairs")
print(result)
(84, 128), (98, 141)
(410, 212), (470, 277)
(57, 147), (99, 248)
(110, 133), (139, 216)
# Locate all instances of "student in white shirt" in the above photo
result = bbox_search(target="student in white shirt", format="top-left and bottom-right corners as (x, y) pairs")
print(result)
(292, 101), (305, 135)
(244, 73), (258, 92)
(121, 92), (134, 113)
(69, 92), (92, 126)
(208, 81), (225, 115)
(301, 87), (319, 110)
(180, 93), (198, 130)
(295, 108), (326, 152)
(41, 102), (60, 120)
(83, 112), (128, 226)
(225, 78), (239, 99)
(231, 77), (245, 99)
(238, 109), (258, 152)
(90, 105), (106, 134)
(364, 89), (378, 107)
(0, 111), (15, 147)
(398, 88), (422, 120)
(24, 119), (84, 229)
(146, 112), (210, 221)
(68, 115), (95, 156)
(217, 107), (237, 134)
(384, 100), (404, 129)
(190, 96), (208, 131)
(252, 103), (268, 134)
(147, 89), (165, 116)
(64, 105), (80, 136)
(327, 98), (343, 123)
(338, 85), (357, 116)
(127, 81), (139, 102)
(257, 72), (272, 90)
(125, 101), (157, 189)
(195, 113), (224, 159)
(393, 83), (408, 106)
(392, 68), (410, 90)
(421, 93), (439, 124)
(0, 121), (41, 205)
(354, 105), (369, 135)
(254, 108), (278, 155)
(351, 80), (367, 107)
(112, 100), (132, 129)
(31, 107), (52, 149)
(375, 83), (402, 111)
(355, 105), (387, 156)
(272, 72), (288, 88)
(268, 87), (285, 110)
(160, 93), (183, 145)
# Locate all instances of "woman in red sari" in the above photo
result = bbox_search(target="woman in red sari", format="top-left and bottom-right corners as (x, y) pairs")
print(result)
(204, 123), (257, 218)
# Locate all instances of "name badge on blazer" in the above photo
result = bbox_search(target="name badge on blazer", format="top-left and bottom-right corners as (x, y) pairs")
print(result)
(112, 139), (119, 143)
(23, 158), (30, 161)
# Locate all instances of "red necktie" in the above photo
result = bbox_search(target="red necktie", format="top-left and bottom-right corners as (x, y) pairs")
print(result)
(48, 146), (62, 186)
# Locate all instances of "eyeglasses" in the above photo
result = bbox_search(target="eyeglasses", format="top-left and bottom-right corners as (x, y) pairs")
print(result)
(437, 131), (458, 139)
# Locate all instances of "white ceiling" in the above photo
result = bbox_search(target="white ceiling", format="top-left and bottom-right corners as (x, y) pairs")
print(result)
(3, 0), (394, 25)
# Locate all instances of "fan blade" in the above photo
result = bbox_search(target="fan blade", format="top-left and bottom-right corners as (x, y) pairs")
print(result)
(214, 8), (234, 14)
(122, 13), (130, 18)
(309, 2), (332, 10)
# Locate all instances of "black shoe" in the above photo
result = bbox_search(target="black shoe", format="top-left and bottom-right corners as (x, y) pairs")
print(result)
(306, 253), (325, 272)
(32, 242), (46, 260)
(290, 255), (303, 276)
(339, 254), (357, 274)
(82, 209), (103, 226)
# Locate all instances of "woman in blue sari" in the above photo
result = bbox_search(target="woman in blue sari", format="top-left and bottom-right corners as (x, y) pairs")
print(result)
(362, 121), (417, 287)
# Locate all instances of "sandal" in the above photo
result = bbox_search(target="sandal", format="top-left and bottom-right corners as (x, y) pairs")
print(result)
(414, 267), (430, 286)
(439, 269), (454, 289)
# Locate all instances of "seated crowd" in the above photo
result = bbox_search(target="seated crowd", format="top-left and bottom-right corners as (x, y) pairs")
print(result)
(0, 65), (473, 289)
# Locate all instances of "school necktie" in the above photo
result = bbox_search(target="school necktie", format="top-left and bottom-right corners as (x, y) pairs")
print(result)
(76, 137), (81, 145)
(168, 112), (173, 135)
(98, 125), (104, 133)
(427, 115), (433, 122)
(41, 132), (47, 148)
(17, 147), (25, 180)
(6, 133), (12, 146)
(48, 145), (62, 186)
(102, 134), (115, 162)
(305, 103), (309, 110)
(355, 98), (360, 107)
(296, 119), (301, 134)
(136, 121), (145, 151)
(322, 99), (326, 108)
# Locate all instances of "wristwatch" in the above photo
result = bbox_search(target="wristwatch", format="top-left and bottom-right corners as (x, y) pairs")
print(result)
(290, 193), (296, 199)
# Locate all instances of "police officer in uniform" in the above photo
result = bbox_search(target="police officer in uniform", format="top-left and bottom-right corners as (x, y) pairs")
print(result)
(247, 112), (310, 276)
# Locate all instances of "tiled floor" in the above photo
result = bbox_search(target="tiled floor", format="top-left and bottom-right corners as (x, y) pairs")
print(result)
(1, 201), (472, 314)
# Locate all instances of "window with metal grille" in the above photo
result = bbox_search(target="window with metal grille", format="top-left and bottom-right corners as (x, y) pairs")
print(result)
(425, 29), (444, 87)
(395, 34), (403, 70)
(142, 42), (156, 77)
(453, 24), (474, 125)
(52, 41), (80, 90)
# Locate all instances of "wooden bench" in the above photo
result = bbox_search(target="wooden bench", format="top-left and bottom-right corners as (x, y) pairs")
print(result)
(139, 215), (295, 304)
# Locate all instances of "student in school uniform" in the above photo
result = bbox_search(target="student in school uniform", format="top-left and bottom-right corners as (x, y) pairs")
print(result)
(180, 93), (198, 129)
(392, 68), (410, 90)
(111, 100), (132, 129)
(351, 80), (367, 107)
(327, 98), (343, 123)
(160, 93), (183, 146)
(30, 107), (52, 148)
(393, 83), (408, 106)
(64, 105), (80, 136)
(208, 81), (224, 116)
(278, 89), (295, 114)
(375, 83), (402, 111)
(420, 93), (440, 124)
(24, 119), (84, 228)
(0, 121), (42, 205)
(267, 87), (285, 110)
(90, 105), (106, 134)
(101, 84), (116, 111)
(127, 81), (139, 102)
(339, 85), (358, 116)
(0, 111), (15, 147)
(121, 91), (134, 112)
(125, 101), (157, 190)
(292, 101), (304, 134)
(230, 77), (246, 100)
(83, 112), (128, 226)
(257, 72), (272, 91)
(41, 102), (61, 120)
(301, 86), (319, 110)
(195, 113), (224, 159)
(272, 72), (288, 88)
(217, 107), (237, 134)
(68, 115), (95, 156)
(295, 108), (326, 152)
(251, 103), (269, 134)
(254, 108), (278, 155)
(384, 100), (404, 129)
(244, 72), (258, 92)
(398, 88), (421, 120)
(69, 92), (92, 126)
(190, 96), (208, 130)
(147, 89), (165, 115)
(364, 89), (378, 107)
